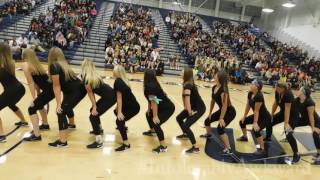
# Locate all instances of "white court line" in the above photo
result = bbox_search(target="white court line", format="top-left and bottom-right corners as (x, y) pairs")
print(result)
(245, 167), (261, 180)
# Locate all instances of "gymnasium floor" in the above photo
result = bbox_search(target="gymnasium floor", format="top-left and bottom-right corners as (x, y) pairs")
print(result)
(0, 63), (319, 180)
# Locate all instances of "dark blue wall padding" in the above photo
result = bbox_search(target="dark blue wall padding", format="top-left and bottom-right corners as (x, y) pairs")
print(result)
(205, 128), (287, 164)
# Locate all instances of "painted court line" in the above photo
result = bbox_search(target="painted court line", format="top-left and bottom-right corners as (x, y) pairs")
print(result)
(5, 126), (21, 137)
(0, 139), (24, 157)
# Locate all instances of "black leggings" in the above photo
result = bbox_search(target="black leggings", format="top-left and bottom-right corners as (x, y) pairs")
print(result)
(289, 118), (320, 154)
(57, 85), (87, 131)
(204, 106), (236, 135)
(266, 112), (297, 138)
(0, 84), (25, 113)
(240, 114), (271, 138)
(90, 95), (116, 135)
(176, 107), (206, 145)
(115, 103), (140, 141)
(146, 103), (175, 141)
(28, 89), (74, 118)
(266, 112), (299, 154)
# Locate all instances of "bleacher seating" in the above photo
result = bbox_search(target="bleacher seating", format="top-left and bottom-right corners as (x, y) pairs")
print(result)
(0, 1), (318, 79)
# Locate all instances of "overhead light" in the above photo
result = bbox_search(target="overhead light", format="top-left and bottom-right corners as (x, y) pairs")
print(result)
(173, 1), (181, 5)
(282, 1), (296, 8)
(262, 8), (274, 13)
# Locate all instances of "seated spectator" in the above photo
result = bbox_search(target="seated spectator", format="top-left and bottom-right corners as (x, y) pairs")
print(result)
(29, 35), (46, 52)
(128, 54), (139, 73)
(55, 31), (67, 49)
(155, 60), (165, 76)
(105, 46), (115, 64)
(17, 35), (29, 49)
(9, 37), (21, 53)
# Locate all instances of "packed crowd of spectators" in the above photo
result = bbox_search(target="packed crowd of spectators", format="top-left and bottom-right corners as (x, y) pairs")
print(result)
(165, 11), (240, 80)
(104, 3), (164, 74)
(25, 0), (96, 50)
(212, 21), (320, 88)
(0, 0), (40, 17)
(7, 34), (45, 53)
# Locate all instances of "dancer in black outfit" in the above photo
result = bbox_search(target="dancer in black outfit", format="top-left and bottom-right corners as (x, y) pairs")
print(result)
(291, 86), (320, 164)
(0, 43), (27, 143)
(81, 59), (116, 149)
(22, 49), (75, 141)
(265, 81), (300, 163)
(176, 67), (206, 154)
(142, 69), (175, 153)
(113, 65), (140, 152)
(237, 80), (271, 154)
(48, 47), (87, 147)
(200, 71), (236, 155)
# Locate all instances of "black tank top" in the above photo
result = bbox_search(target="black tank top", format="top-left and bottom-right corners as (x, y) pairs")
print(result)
(212, 85), (231, 109)
(183, 83), (205, 110)
(0, 68), (22, 90)
(248, 91), (270, 118)
(49, 63), (80, 93)
(296, 97), (320, 123)
(144, 83), (174, 110)
(93, 81), (115, 99)
(275, 90), (298, 118)
(32, 73), (51, 90)
(114, 78), (138, 107)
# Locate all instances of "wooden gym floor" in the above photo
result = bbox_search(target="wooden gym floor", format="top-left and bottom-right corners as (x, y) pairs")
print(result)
(0, 63), (319, 180)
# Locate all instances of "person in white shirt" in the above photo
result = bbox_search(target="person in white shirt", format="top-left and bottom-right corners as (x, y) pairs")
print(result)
(255, 61), (262, 71)
(17, 35), (29, 49)
(105, 46), (114, 64)
(9, 38), (21, 53)
(31, 0), (36, 8)
(165, 15), (170, 24)
(55, 31), (67, 48)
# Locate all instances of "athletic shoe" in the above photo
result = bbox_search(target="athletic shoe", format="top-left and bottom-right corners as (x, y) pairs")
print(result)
(285, 154), (301, 165)
(236, 136), (248, 142)
(15, 121), (28, 127)
(199, 134), (212, 138)
(280, 138), (288, 143)
(185, 146), (200, 154)
(48, 140), (68, 148)
(0, 136), (6, 143)
(152, 145), (167, 153)
(312, 154), (320, 164)
(263, 137), (272, 143)
(221, 148), (233, 156)
(39, 124), (50, 130)
(254, 148), (266, 155)
(176, 134), (188, 139)
(89, 129), (104, 135)
(24, 134), (42, 142)
(115, 144), (130, 152)
(68, 124), (76, 129)
(292, 154), (301, 164)
(143, 130), (156, 136)
(86, 141), (103, 149)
